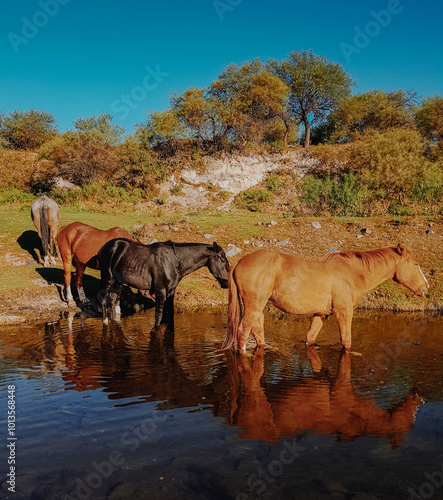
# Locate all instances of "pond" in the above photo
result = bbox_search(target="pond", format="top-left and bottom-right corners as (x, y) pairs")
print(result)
(0, 309), (442, 500)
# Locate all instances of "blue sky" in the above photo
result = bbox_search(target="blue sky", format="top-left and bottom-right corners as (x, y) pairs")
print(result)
(1, 0), (442, 133)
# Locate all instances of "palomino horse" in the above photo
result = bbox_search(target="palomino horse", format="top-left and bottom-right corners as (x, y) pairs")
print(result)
(98, 239), (230, 328)
(57, 222), (135, 305)
(221, 244), (429, 351)
(30, 195), (60, 266)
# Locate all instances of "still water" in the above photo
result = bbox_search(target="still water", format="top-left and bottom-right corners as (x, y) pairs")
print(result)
(0, 309), (442, 500)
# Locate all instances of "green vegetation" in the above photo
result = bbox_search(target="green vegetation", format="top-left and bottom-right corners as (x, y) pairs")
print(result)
(0, 50), (441, 217)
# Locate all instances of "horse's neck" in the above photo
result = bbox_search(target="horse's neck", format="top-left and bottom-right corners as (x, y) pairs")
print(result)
(355, 254), (398, 292)
(174, 246), (208, 276)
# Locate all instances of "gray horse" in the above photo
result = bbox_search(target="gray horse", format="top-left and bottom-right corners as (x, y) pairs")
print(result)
(31, 195), (60, 266)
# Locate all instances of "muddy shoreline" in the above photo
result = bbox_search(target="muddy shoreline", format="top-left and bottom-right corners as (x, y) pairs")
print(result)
(1, 214), (442, 326)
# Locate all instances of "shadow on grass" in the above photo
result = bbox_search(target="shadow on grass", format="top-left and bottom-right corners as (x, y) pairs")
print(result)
(17, 230), (43, 264)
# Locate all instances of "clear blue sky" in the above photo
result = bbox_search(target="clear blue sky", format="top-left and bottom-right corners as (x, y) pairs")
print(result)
(1, 0), (442, 133)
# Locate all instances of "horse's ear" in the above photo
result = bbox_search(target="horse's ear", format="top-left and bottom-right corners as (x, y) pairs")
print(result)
(212, 242), (222, 252)
(396, 243), (404, 255)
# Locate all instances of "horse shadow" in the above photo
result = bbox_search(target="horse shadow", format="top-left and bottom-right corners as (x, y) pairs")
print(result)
(36, 267), (67, 302)
(36, 266), (156, 318)
(17, 230), (43, 264)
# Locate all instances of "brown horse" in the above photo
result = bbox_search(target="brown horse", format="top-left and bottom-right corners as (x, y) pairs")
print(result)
(57, 222), (135, 305)
(31, 195), (60, 266)
(221, 244), (429, 351)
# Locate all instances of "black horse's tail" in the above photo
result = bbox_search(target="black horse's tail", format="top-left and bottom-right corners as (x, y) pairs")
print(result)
(40, 204), (49, 259)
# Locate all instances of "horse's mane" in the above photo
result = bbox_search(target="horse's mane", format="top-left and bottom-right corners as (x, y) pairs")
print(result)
(323, 247), (398, 271)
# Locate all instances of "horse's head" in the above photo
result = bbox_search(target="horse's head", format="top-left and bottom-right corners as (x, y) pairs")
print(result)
(207, 242), (230, 288)
(393, 244), (429, 296)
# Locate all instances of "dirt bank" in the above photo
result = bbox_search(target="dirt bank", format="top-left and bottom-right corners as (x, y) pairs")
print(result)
(1, 214), (442, 326)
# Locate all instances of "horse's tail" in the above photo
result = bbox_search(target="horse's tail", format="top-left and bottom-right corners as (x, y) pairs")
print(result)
(40, 204), (49, 258)
(219, 267), (240, 350)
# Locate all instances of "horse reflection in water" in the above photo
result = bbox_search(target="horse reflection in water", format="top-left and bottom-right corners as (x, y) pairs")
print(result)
(227, 348), (423, 447)
(14, 317), (423, 447)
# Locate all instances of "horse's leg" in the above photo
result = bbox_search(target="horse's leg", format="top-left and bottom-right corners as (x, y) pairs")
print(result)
(154, 292), (166, 331)
(74, 262), (89, 304)
(109, 282), (123, 321)
(306, 315), (326, 347)
(100, 279), (113, 325)
(334, 306), (353, 350)
(49, 225), (57, 265)
(160, 294), (175, 331)
(61, 252), (75, 305)
(238, 309), (265, 352)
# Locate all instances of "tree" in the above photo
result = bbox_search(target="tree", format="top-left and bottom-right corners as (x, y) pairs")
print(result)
(170, 87), (213, 146)
(268, 50), (354, 147)
(329, 89), (417, 142)
(74, 113), (125, 145)
(138, 109), (183, 148)
(1, 109), (57, 150)
(415, 94), (443, 157)
(208, 59), (292, 145)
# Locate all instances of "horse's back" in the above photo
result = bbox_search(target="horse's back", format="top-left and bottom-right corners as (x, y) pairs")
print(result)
(233, 249), (354, 316)
(58, 222), (134, 265)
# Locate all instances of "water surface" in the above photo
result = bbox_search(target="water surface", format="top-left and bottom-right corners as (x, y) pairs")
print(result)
(1, 310), (442, 499)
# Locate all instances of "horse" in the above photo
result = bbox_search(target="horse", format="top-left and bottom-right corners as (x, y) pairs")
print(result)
(97, 239), (230, 328)
(57, 222), (136, 305)
(220, 244), (429, 351)
(30, 195), (60, 266)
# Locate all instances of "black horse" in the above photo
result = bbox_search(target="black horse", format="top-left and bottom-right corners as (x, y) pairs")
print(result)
(97, 239), (230, 329)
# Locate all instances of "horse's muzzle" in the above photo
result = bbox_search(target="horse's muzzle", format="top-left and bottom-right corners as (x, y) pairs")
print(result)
(218, 279), (229, 289)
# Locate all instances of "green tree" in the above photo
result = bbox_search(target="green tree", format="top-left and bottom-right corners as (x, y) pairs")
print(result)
(209, 58), (292, 145)
(74, 113), (125, 145)
(138, 109), (183, 149)
(268, 50), (354, 147)
(1, 109), (58, 150)
(415, 94), (443, 157)
(329, 89), (417, 142)
(170, 87), (213, 146)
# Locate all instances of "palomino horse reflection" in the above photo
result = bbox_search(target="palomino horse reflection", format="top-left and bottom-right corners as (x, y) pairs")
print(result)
(221, 244), (429, 350)
(98, 239), (230, 329)
(30, 195), (60, 266)
(228, 347), (423, 447)
(57, 222), (136, 305)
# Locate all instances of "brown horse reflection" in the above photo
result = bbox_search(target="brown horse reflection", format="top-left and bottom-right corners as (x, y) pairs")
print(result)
(228, 348), (423, 447)
(8, 318), (422, 447)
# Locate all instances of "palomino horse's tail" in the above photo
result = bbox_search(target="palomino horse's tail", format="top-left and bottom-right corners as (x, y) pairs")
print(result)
(219, 267), (240, 350)
(39, 204), (50, 259)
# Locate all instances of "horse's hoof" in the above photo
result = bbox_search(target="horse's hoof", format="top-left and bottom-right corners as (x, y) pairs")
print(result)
(103, 317), (109, 325)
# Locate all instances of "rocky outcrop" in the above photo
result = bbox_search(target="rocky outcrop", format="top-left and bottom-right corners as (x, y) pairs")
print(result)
(180, 149), (319, 195)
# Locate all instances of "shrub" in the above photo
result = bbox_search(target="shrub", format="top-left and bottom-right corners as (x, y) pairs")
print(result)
(300, 175), (331, 207)
(0, 188), (34, 204)
(264, 173), (284, 192)
(329, 172), (364, 215)
(350, 128), (427, 193)
(409, 167), (443, 203)
(38, 132), (122, 186)
(300, 173), (363, 215)
(242, 188), (273, 211)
